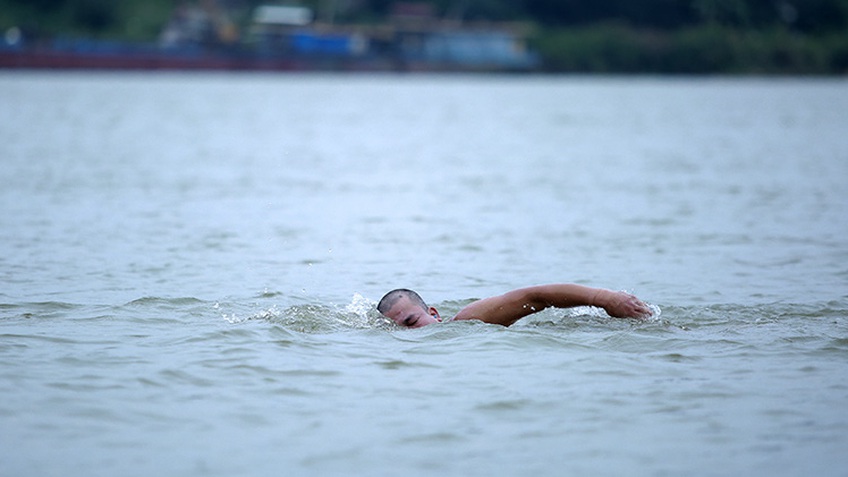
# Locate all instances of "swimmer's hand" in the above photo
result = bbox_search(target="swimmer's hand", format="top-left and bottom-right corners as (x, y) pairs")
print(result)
(593, 290), (653, 319)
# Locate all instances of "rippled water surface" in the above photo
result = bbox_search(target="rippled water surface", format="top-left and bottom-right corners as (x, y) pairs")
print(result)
(1, 73), (847, 476)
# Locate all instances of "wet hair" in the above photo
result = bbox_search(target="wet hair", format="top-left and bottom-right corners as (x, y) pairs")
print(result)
(377, 288), (428, 315)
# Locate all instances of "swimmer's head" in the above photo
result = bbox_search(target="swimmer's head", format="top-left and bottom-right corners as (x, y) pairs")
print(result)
(377, 289), (441, 328)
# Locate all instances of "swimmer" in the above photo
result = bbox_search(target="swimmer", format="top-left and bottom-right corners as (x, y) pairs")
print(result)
(377, 284), (652, 328)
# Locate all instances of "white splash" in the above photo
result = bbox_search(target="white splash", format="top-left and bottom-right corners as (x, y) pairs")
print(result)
(340, 293), (378, 328)
(646, 303), (662, 321)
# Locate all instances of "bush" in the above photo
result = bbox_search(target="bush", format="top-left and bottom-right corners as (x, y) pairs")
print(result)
(535, 23), (844, 74)
(535, 23), (666, 73)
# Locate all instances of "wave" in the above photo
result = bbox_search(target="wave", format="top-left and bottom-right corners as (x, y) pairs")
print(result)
(221, 293), (393, 332)
(125, 296), (206, 307)
(0, 300), (97, 320)
(4, 294), (844, 341)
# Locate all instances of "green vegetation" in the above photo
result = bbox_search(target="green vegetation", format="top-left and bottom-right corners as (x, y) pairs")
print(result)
(535, 23), (848, 74)
(0, 0), (173, 41)
(1, 0), (846, 73)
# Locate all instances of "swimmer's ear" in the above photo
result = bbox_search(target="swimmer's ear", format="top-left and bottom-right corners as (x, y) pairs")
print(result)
(429, 307), (441, 322)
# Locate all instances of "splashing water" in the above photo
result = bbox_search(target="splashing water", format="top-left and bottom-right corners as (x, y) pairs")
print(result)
(218, 293), (388, 331)
(341, 293), (383, 328)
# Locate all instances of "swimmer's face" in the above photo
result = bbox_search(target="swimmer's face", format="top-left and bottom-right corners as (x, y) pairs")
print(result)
(382, 296), (441, 328)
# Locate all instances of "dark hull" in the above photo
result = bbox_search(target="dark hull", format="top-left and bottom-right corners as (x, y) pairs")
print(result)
(0, 48), (406, 72)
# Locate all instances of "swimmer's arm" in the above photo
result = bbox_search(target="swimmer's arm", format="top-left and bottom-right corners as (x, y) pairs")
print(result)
(453, 284), (651, 327)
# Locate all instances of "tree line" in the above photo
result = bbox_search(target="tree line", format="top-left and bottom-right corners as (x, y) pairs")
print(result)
(2, 0), (846, 73)
(360, 0), (848, 34)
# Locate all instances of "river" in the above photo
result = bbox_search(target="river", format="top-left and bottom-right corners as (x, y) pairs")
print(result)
(1, 72), (846, 476)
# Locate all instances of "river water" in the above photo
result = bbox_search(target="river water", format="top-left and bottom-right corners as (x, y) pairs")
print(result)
(1, 72), (846, 476)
